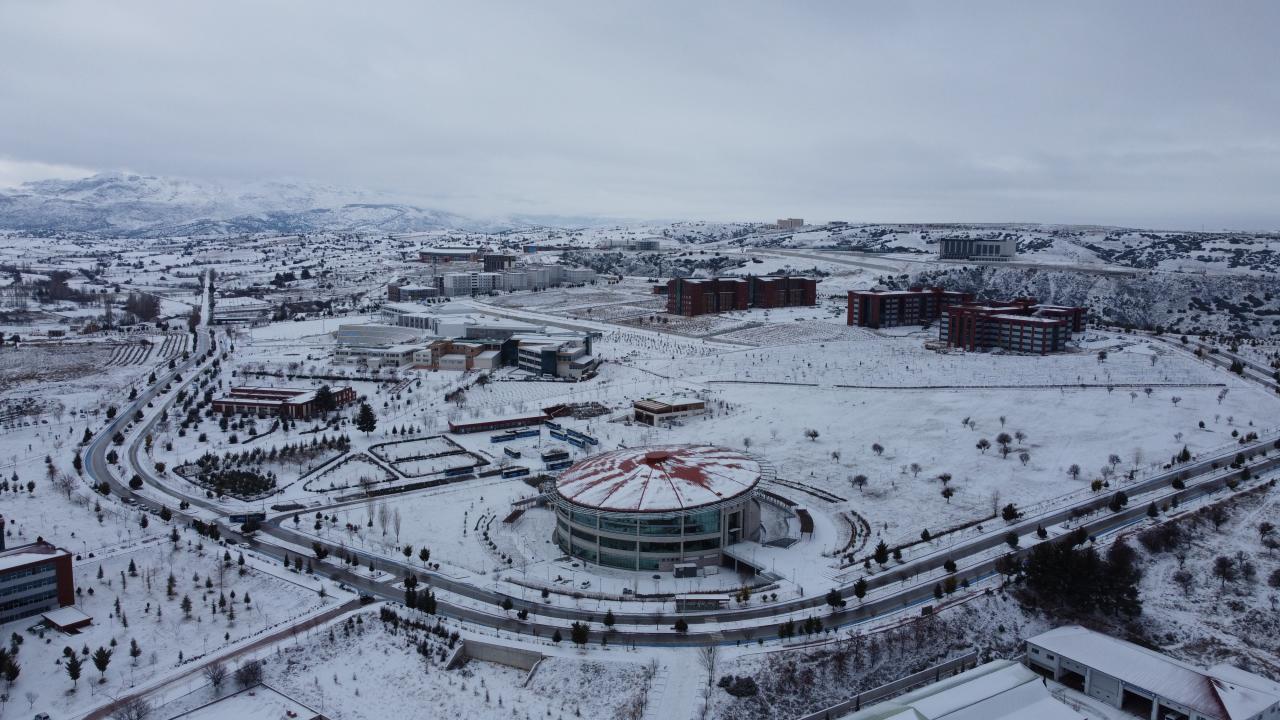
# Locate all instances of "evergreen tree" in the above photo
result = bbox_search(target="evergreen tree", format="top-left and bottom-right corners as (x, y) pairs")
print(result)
(92, 646), (113, 681)
(355, 403), (377, 435)
(66, 652), (83, 689)
(873, 541), (889, 565)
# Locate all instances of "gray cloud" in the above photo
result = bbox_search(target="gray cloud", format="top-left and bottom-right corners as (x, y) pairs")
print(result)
(1, 0), (1277, 228)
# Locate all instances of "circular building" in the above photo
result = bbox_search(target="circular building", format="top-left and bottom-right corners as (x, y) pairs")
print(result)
(550, 445), (763, 571)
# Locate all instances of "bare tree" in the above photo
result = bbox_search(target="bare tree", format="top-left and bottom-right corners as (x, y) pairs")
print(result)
(109, 697), (153, 720)
(203, 661), (228, 690)
(377, 504), (391, 537)
(393, 508), (402, 542)
(53, 472), (77, 499)
(234, 659), (263, 688)
(697, 644), (719, 692)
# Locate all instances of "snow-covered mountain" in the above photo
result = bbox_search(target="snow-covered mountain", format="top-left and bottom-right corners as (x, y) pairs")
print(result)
(0, 172), (605, 237)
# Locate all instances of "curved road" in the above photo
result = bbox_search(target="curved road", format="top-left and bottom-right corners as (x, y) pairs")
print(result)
(86, 288), (1280, 645)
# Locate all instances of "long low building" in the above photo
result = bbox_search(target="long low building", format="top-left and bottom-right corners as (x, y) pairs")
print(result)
(633, 396), (706, 425)
(838, 658), (1084, 720)
(1026, 625), (1280, 720)
(211, 386), (356, 419)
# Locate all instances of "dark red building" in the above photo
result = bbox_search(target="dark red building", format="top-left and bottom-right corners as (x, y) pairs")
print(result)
(211, 386), (357, 419)
(940, 299), (1086, 354)
(846, 287), (973, 328)
(750, 276), (818, 308)
(666, 278), (749, 316)
(666, 276), (817, 316)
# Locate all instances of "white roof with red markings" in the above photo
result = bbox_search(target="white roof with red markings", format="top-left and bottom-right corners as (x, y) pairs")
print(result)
(555, 445), (760, 513)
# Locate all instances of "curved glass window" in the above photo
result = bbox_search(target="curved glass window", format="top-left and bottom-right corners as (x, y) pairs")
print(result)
(599, 535), (636, 552)
(683, 537), (721, 552)
(639, 540), (681, 554)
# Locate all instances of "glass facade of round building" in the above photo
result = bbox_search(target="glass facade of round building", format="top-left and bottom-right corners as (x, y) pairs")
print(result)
(549, 445), (763, 571)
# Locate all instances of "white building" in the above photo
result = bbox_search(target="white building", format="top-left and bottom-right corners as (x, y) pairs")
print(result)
(837, 659), (1084, 720)
(211, 296), (272, 324)
(333, 324), (429, 368)
(1026, 625), (1280, 720)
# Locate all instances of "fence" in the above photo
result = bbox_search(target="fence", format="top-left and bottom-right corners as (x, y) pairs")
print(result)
(796, 650), (981, 720)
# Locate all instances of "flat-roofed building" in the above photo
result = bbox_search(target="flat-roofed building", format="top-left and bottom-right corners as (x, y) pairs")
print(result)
(419, 247), (483, 263)
(847, 287), (973, 328)
(667, 277), (749, 316)
(1026, 625), (1280, 720)
(750, 276), (818, 308)
(387, 283), (438, 302)
(940, 298), (1085, 354)
(211, 386), (356, 419)
(938, 235), (1017, 262)
(776, 218), (804, 229)
(0, 535), (76, 626)
(633, 396), (706, 426)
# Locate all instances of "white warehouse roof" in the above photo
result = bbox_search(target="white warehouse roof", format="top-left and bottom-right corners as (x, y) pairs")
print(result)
(1028, 625), (1280, 720)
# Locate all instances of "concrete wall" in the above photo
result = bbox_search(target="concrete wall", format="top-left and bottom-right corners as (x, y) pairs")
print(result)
(457, 639), (543, 672)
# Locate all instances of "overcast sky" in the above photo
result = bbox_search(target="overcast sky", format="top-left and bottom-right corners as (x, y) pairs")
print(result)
(2, 1), (1278, 229)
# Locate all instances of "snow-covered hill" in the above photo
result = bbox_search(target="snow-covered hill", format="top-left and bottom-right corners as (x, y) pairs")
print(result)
(691, 222), (1280, 276)
(0, 172), (606, 237)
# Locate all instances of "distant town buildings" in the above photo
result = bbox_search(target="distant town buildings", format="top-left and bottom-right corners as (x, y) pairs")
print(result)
(600, 238), (662, 251)
(0, 533), (76, 626)
(337, 306), (598, 378)
(775, 218), (804, 229)
(938, 235), (1017, 262)
(418, 247), (485, 263)
(211, 386), (356, 419)
(389, 263), (597, 300)
(666, 276), (818, 316)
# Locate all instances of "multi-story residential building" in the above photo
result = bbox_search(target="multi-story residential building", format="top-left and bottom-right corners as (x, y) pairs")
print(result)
(482, 254), (516, 272)
(940, 298), (1086, 354)
(666, 278), (750, 316)
(846, 287), (973, 328)
(776, 218), (804, 229)
(750, 276), (817, 308)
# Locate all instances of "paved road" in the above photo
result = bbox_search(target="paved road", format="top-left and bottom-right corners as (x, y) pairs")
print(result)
(88, 278), (1280, 646)
(80, 598), (360, 720)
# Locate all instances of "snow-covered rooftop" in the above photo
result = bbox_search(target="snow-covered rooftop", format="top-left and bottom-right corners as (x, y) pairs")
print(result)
(1028, 625), (1280, 720)
(555, 445), (760, 513)
(841, 660), (1084, 720)
(0, 541), (69, 572)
